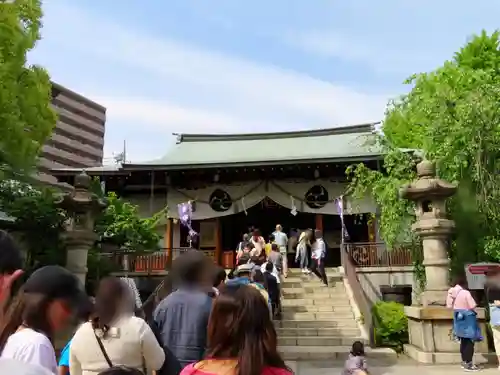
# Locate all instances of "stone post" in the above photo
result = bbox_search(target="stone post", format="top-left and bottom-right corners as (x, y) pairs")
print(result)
(56, 172), (107, 285)
(400, 160), (491, 364)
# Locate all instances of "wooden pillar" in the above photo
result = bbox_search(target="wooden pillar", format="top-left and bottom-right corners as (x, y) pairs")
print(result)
(315, 214), (323, 231)
(165, 218), (173, 267)
(215, 218), (222, 265)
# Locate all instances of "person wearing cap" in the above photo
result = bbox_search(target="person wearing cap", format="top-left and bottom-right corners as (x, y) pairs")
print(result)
(226, 263), (254, 287)
(0, 230), (24, 317)
(0, 265), (90, 374)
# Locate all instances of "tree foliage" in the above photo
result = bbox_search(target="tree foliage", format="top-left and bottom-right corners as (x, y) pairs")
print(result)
(94, 192), (167, 252)
(347, 30), (500, 275)
(0, 180), (66, 270)
(0, 0), (57, 177)
(0, 180), (167, 278)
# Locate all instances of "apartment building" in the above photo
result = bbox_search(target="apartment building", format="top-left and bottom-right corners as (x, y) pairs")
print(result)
(37, 82), (106, 183)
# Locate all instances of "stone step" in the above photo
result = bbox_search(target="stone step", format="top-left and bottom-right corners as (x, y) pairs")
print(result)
(275, 319), (358, 329)
(277, 327), (361, 337)
(281, 286), (346, 294)
(281, 292), (348, 300)
(278, 346), (396, 361)
(287, 268), (341, 274)
(281, 281), (345, 289)
(281, 304), (353, 313)
(280, 312), (354, 320)
(278, 336), (367, 347)
(280, 298), (351, 307)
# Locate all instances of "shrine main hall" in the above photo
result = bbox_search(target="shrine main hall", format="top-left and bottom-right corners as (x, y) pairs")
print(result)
(52, 123), (389, 270)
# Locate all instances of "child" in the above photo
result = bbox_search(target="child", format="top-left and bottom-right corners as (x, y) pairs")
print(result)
(343, 341), (368, 375)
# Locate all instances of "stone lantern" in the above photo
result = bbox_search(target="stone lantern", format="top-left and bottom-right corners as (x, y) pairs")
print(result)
(400, 160), (489, 364)
(56, 171), (107, 284)
(400, 159), (457, 306)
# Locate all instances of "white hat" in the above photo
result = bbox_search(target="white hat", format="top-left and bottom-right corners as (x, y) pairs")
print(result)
(234, 263), (254, 276)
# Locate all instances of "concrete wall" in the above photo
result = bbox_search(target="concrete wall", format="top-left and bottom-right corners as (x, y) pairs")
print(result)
(356, 266), (417, 305)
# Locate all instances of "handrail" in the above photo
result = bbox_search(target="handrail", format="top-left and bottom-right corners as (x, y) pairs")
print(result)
(99, 248), (217, 274)
(342, 243), (375, 344)
(347, 242), (414, 267)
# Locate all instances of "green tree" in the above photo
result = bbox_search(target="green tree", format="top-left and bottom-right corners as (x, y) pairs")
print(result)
(0, 180), (67, 270)
(0, 0), (57, 178)
(347, 30), (500, 276)
(94, 192), (167, 252)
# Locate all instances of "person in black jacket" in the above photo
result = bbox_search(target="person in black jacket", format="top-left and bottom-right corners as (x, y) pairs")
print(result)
(263, 262), (280, 318)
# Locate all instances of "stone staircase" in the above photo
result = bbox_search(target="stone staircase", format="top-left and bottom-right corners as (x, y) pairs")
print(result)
(276, 268), (394, 361)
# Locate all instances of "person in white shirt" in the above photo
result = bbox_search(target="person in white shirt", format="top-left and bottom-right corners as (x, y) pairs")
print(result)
(0, 265), (91, 374)
(272, 225), (289, 278)
(70, 277), (165, 375)
(311, 229), (328, 286)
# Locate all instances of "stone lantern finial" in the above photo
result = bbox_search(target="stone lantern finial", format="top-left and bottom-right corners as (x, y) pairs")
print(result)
(416, 159), (435, 178)
(74, 171), (91, 189)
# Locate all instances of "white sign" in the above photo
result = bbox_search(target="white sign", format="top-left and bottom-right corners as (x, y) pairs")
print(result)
(465, 263), (500, 290)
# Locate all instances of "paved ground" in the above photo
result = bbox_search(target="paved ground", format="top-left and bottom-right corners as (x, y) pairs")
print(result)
(288, 359), (500, 375)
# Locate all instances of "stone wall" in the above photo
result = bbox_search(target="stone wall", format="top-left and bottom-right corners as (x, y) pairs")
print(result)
(356, 266), (417, 305)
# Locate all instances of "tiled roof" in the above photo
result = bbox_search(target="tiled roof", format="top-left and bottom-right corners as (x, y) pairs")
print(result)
(126, 123), (382, 169)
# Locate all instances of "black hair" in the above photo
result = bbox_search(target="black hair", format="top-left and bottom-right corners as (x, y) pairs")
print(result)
(250, 255), (261, 265)
(265, 262), (273, 272)
(213, 267), (227, 287)
(453, 273), (468, 288)
(237, 254), (250, 266)
(174, 250), (212, 285)
(98, 366), (144, 375)
(252, 270), (266, 287)
(0, 230), (23, 274)
(271, 243), (279, 252)
(268, 234), (275, 242)
(351, 340), (365, 356)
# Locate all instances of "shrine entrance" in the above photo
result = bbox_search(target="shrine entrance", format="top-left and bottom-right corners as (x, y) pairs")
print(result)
(220, 197), (315, 253)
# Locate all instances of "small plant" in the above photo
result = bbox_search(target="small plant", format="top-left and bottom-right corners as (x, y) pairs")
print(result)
(372, 301), (408, 353)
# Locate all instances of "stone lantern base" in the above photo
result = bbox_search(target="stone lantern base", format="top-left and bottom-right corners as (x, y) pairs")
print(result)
(404, 306), (494, 364)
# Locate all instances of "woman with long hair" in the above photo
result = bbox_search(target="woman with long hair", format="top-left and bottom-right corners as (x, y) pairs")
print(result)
(70, 277), (165, 375)
(0, 265), (90, 373)
(294, 232), (309, 274)
(180, 284), (292, 375)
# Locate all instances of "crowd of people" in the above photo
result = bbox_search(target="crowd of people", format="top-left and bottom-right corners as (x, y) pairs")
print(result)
(235, 226), (329, 284)
(0, 228), (371, 375)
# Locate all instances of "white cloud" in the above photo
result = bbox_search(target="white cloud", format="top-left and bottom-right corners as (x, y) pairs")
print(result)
(91, 97), (267, 133)
(33, 2), (392, 161)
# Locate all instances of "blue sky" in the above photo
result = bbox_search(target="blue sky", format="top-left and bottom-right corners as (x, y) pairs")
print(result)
(29, 0), (499, 162)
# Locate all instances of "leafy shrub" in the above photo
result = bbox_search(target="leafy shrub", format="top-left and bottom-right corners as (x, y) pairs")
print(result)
(372, 301), (408, 352)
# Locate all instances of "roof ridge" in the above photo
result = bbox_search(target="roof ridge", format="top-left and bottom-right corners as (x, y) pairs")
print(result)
(174, 122), (379, 143)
